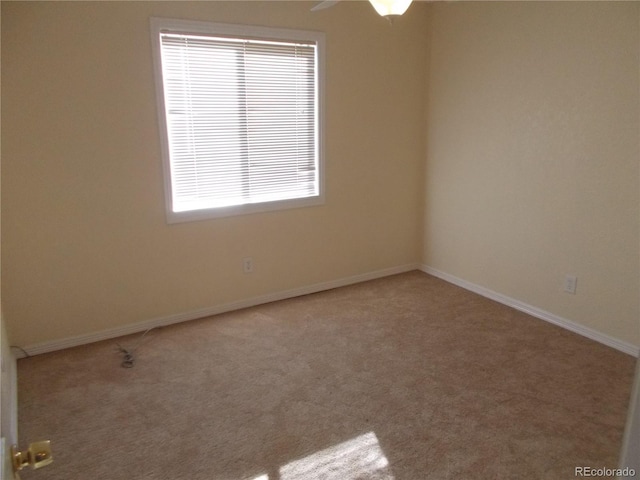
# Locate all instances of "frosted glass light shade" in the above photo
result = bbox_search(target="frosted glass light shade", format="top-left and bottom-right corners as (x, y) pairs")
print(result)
(368, 0), (413, 17)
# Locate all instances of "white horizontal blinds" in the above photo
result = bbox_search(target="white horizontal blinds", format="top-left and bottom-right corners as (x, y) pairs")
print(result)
(158, 32), (318, 213)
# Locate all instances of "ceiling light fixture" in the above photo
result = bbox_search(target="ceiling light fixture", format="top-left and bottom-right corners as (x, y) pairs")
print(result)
(368, 0), (413, 20)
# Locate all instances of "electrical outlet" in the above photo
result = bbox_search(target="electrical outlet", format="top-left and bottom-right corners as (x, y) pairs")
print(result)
(564, 275), (577, 294)
(242, 257), (253, 274)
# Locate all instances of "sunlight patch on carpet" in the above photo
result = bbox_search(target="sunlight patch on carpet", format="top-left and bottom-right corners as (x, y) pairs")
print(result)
(279, 431), (394, 480)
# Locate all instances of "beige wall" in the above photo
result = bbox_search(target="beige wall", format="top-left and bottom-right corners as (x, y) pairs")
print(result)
(1, 1), (428, 346)
(2, 1), (639, 351)
(424, 2), (640, 345)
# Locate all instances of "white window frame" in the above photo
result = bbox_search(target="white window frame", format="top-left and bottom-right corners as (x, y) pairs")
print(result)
(150, 17), (325, 223)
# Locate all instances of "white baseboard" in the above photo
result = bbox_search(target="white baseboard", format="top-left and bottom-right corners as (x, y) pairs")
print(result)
(20, 263), (421, 357)
(19, 263), (638, 358)
(421, 265), (639, 357)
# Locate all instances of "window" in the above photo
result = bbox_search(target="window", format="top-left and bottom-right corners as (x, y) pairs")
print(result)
(150, 18), (325, 222)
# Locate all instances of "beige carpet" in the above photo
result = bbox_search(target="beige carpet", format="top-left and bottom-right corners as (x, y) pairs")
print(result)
(17, 271), (635, 479)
